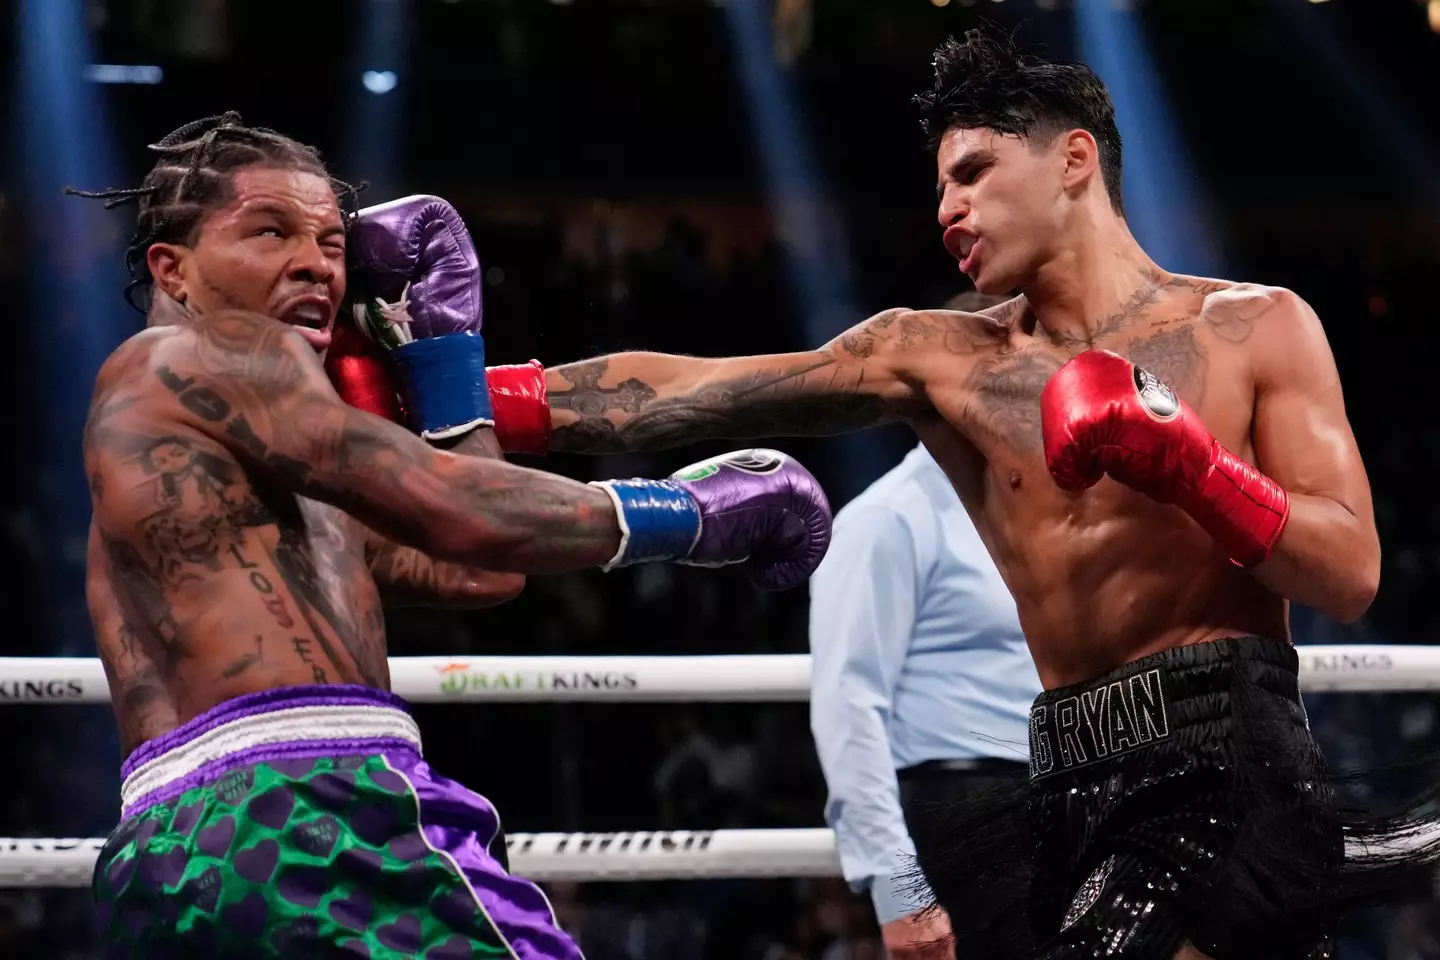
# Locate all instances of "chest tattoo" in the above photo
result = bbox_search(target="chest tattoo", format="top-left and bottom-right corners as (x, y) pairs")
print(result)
(965, 350), (1065, 454)
(1120, 324), (1208, 410)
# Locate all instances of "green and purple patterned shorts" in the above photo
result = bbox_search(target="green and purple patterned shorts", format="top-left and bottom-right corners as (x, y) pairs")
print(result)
(94, 685), (582, 958)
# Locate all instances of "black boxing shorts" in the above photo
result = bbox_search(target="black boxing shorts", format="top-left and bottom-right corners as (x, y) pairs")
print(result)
(1023, 636), (1337, 959)
(914, 635), (1440, 959)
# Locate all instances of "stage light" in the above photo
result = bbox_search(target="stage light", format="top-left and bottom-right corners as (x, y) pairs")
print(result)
(722, 0), (887, 500)
(930, 0), (951, 8)
(344, 0), (412, 198)
(362, 69), (398, 94)
(17, 0), (133, 834)
(1075, 0), (1224, 275)
(83, 64), (163, 84)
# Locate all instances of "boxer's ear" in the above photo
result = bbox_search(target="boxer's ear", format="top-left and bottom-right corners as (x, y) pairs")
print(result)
(1058, 128), (1101, 196)
(146, 242), (190, 305)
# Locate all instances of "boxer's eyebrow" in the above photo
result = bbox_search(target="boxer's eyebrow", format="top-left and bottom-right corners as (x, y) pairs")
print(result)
(936, 149), (994, 200)
(245, 202), (344, 238)
(240, 202), (297, 225)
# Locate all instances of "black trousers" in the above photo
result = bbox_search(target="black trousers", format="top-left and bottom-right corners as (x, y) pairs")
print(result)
(898, 758), (1029, 865)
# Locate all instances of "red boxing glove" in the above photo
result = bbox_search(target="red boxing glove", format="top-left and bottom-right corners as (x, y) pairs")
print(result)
(1041, 350), (1289, 568)
(324, 316), (405, 423)
(487, 360), (551, 455)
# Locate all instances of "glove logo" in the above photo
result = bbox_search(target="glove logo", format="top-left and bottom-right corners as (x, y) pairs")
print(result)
(673, 450), (785, 483)
(716, 450), (786, 475)
(1132, 366), (1179, 421)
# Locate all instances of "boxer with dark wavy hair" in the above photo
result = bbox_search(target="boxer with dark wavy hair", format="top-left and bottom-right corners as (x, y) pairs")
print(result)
(76, 112), (834, 958)
(476, 25), (1440, 960)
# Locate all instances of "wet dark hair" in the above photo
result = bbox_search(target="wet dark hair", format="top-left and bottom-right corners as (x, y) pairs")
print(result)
(66, 111), (364, 312)
(913, 26), (1124, 213)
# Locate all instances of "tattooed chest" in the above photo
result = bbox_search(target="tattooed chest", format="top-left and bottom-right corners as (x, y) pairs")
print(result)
(960, 350), (1064, 457)
(956, 321), (1213, 460)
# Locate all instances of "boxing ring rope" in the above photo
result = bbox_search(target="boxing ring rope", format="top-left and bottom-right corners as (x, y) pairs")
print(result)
(0, 645), (1431, 704)
(0, 644), (1434, 888)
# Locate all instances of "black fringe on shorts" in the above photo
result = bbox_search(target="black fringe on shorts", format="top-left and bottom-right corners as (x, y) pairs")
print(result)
(906, 637), (1440, 959)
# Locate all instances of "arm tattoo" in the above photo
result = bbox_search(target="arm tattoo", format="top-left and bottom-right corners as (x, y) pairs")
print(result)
(367, 539), (517, 608)
(1200, 290), (1275, 345)
(149, 311), (620, 572)
(366, 427), (522, 607)
(547, 353), (892, 454)
(548, 360), (658, 423)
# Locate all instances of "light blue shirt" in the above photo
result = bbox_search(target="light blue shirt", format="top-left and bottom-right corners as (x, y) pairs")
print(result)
(808, 446), (1040, 923)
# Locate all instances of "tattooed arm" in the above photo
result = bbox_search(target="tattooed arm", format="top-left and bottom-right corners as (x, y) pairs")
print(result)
(1245, 289), (1380, 621)
(361, 428), (526, 607)
(112, 311), (623, 573)
(364, 532), (525, 608)
(544, 309), (930, 453)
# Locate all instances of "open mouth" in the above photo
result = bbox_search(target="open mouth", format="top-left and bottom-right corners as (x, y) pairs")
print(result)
(958, 239), (980, 275)
(279, 298), (334, 351)
(942, 225), (978, 271)
(284, 302), (328, 329)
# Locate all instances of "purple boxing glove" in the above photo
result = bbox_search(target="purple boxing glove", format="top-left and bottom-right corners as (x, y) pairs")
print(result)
(593, 449), (833, 591)
(348, 195), (489, 440)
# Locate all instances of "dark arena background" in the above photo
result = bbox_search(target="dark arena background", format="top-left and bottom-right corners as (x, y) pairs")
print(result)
(0, 0), (1438, 956)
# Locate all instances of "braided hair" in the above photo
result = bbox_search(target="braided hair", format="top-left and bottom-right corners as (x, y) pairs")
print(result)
(67, 111), (365, 312)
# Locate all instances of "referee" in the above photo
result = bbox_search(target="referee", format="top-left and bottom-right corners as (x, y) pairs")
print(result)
(808, 330), (1041, 956)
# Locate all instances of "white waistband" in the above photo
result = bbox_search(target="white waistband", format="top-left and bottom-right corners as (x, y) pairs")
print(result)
(120, 704), (423, 811)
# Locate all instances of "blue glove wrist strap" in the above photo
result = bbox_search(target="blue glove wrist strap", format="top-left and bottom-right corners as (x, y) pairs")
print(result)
(391, 332), (494, 440)
(592, 479), (701, 569)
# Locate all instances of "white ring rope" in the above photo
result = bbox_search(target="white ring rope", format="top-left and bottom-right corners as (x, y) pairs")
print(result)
(0, 831), (841, 889)
(0, 644), (1430, 887)
(2, 827), (1435, 889)
(0, 645), (1428, 705)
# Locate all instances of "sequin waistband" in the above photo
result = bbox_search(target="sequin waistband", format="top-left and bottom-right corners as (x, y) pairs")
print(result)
(1027, 636), (1298, 781)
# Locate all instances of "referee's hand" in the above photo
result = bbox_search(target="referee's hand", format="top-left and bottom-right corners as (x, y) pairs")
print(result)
(881, 906), (955, 960)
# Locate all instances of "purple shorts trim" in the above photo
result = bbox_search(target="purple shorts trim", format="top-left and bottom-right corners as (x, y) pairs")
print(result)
(384, 752), (586, 959)
(121, 685), (411, 781)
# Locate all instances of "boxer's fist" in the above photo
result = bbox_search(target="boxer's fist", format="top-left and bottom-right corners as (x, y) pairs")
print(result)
(1041, 349), (1289, 567)
(670, 449), (833, 589)
(593, 449), (832, 590)
(323, 313), (404, 422)
(487, 360), (551, 456)
(348, 196), (490, 440)
(349, 195), (482, 339)
(1041, 350), (1211, 501)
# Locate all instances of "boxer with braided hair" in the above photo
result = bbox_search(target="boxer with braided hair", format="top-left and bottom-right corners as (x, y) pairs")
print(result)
(69, 112), (365, 312)
(78, 114), (834, 958)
